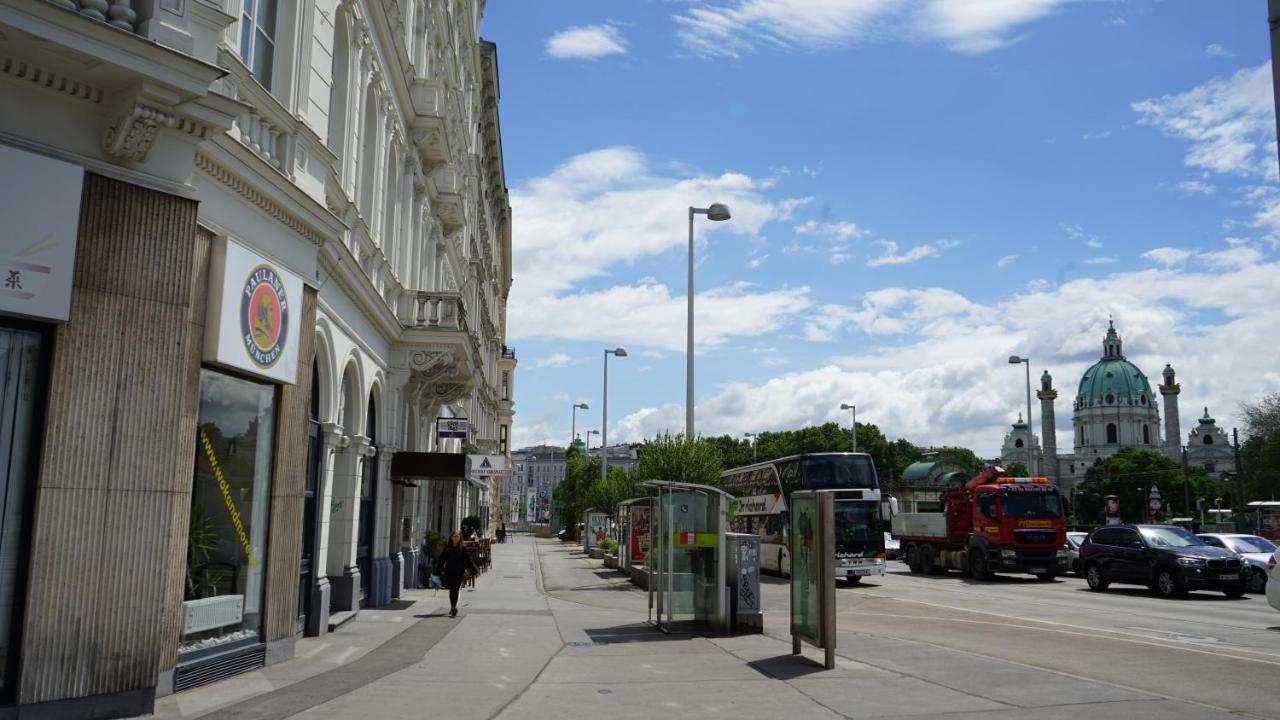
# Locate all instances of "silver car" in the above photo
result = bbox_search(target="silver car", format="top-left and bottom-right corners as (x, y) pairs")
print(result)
(1066, 531), (1088, 576)
(1198, 533), (1277, 593)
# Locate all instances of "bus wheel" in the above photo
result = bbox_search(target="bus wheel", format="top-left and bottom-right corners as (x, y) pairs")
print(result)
(845, 576), (862, 585)
(905, 544), (923, 573)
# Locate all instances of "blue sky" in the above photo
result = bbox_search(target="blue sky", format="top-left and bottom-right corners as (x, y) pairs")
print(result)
(482, 1), (1280, 457)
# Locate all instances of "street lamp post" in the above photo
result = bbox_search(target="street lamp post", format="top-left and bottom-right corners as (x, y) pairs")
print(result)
(840, 403), (856, 453)
(571, 402), (589, 448)
(744, 432), (758, 463)
(603, 347), (627, 483)
(1008, 355), (1035, 476)
(586, 429), (600, 449)
(686, 203), (731, 440)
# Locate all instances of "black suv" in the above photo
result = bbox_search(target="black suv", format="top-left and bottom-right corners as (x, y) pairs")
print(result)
(1079, 524), (1246, 598)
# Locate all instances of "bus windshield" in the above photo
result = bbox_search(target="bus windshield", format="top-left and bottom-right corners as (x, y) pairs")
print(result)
(833, 501), (883, 556)
(802, 456), (877, 491)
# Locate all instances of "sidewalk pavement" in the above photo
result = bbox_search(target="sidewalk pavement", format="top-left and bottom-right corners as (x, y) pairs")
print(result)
(140, 535), (1248, 720)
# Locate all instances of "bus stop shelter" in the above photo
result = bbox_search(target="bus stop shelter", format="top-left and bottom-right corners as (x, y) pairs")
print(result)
(616, 497), (655, 571)
(641, 480), (732, 634)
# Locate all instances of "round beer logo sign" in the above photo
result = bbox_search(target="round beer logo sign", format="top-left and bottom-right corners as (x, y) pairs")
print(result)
(240, 263), (289, 369)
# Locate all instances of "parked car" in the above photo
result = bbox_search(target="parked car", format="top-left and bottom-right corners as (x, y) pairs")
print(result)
(884, 531), (901, 561)
(1197, 534), (1277, 594)
(1066, 531), (1088, 575)
(1079, 524), (1246, 598)
(1268, 546), (1280, 613)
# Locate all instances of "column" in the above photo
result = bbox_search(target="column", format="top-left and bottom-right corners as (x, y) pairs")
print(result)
(309, 421), (342, 635)
(326, 434), (367, 613)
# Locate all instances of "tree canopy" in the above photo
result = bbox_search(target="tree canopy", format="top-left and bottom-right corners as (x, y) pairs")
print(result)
(1075, 447), (1217, 525)
(1241, 392), (1280, 502)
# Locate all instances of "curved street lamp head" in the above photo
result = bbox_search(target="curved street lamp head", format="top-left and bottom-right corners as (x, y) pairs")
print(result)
(575, 402), (589, 409)
(610, 347), (628, 357)
(1008, 355), (1026, 364)
(840, 403), (854, 410)
(706, 203), (731, 221)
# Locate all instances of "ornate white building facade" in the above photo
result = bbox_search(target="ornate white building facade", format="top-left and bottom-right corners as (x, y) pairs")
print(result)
(0, 0), (512, 714)
(1001, 323), (1234, 494)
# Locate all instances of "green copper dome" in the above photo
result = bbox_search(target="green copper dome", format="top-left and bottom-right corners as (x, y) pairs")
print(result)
(1076, 322), (1157, 409)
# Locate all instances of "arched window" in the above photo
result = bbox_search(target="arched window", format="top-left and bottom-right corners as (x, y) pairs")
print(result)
(1015, 439), (1024, 448)
(1105, 393), (1115, 405)
(1142, 424), (1150, 444)
(1106, 423), (1118, 444)
(1140, 395), (1147, 406)
(1078, 427), (1084, 446)
(1203, 435), (1213, 445)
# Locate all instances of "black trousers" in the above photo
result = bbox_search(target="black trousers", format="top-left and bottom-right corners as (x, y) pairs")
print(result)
(447, 580), (462, 609)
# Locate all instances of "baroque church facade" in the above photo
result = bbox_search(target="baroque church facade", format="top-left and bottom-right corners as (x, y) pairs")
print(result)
(1000, 322), (1235, 494)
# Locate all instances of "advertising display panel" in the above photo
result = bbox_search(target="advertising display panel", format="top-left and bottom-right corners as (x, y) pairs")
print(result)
(789, 490), (836, 669)
(629, 505), (651, 562)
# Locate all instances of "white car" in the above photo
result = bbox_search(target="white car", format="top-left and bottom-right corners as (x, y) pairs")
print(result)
(1066, 531), (1088, 576)
(1198, 534), (1277, 594)
(1269, 545), (1280, 613)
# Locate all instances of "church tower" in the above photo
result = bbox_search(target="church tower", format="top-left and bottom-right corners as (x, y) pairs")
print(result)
(1159, 363), (1181, 461)
(1037, 370), (1060, 484)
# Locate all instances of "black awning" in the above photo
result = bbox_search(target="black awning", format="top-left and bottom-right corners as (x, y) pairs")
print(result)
(390, 452), (466, 480)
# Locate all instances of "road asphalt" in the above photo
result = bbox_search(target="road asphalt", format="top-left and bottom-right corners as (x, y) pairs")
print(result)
(138, 535), (1279, 720)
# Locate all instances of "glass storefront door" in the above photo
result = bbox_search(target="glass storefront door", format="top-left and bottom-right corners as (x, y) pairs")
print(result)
(182, 369), (276, 656)
(0, 326), (44, 695)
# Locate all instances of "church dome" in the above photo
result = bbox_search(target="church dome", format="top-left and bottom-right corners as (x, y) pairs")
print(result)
(1076, 322), (1156, 409)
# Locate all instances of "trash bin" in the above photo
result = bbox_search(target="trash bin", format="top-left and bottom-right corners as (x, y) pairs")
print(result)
(726, 533), (763, 633)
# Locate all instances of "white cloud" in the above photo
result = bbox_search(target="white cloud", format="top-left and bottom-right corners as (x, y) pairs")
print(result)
(1106, 16), (1127, 27)
(511, 280), (812, 353)
(1205, 44), (1229, 58)
(1142, 247), (1196, 266)
(920, 0), (1073, 54)
(1082, 130), (1112, 141)
(795, 220), (869, 241)
(1082, 256), (1119, 265)
(672, 0), (1075, 58)
(866, 239), (954, 267)
(673, 0), (898, 58)
(1132, 63), (1275, 178)
(614, 260), (1280, 456)
(748, 253), (769, 269)
(996, 254), (1018, 268)
(509, 146), (798, 300)
(546, 24), (627, 59)
(533, 352), (575, 369)
(1198, 245), (1262, 270)
(1061, 222), (1102, 247)
(1177, 180), (1216, 195)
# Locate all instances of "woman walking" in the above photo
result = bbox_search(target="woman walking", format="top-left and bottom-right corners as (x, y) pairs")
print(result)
(436, 530), (477, 617)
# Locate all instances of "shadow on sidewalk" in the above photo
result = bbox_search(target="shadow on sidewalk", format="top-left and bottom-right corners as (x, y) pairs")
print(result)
(581, 624), (698, 645)
(746, 655), (836, 681)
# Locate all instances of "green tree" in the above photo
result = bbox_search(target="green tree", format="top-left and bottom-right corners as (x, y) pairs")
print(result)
(1241, 392), (1280, 502)
(1076, 448), (1217, 525)
(706, 434), (755, 469)
(553, 451), (602, 540)
(632, 433), (723, 487)
(1003, 461), (1029, 477)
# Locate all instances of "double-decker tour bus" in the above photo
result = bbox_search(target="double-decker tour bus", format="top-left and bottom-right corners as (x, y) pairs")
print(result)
(720, 452), (886, 583)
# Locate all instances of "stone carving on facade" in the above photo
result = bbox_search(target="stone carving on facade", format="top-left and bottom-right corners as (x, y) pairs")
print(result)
(102, 101), (205, 161)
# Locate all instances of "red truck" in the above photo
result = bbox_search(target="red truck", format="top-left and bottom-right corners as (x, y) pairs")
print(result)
(890, 466), (1068, 580)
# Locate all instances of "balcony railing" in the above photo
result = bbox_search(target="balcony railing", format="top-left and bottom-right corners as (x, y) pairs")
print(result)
(48, 0), (137, 33)
(413, 291), (466, 331)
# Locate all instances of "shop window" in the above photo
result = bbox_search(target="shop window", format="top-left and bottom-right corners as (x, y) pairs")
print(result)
(240, 0), (279, 90)
(0, 326), (45, 695)
(183, 369), (276, 655)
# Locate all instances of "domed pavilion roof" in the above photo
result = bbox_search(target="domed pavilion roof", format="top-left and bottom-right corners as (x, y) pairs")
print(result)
(1077, 322), (1157, 410)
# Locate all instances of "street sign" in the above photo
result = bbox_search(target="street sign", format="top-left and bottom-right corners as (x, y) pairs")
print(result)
(437, 417), (469, 439)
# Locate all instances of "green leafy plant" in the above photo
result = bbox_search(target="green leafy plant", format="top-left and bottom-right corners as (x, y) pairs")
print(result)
(461, 515), (482, 538)
(185, 506), (221, 600)
(600, 537), (619, 555)
(422, 530), (445, 568)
